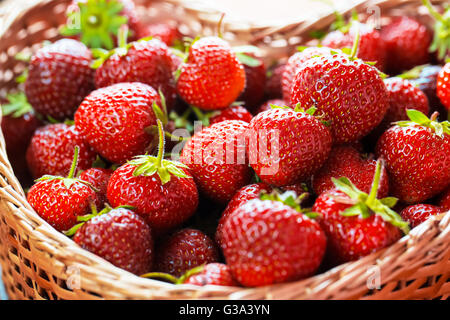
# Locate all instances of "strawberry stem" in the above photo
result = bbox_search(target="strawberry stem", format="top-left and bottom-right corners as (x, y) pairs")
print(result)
(156, 119), (165, 168)
(217, 13), (225, 39)
(118, 24), (129, 48)
(68, 146), (80, 179)
(140, 272), (179, 284)
(366, 159), (382, 206)
(350, 23), (360, 59)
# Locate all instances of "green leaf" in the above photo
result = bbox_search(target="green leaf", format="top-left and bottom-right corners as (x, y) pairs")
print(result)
(406, 109), (431, 125)
(1, 92), (33, 118)
(233, 45), (261, 54)
(379, 197), (398, 208)
(341, 204), (363, 217)
(235, 52), (262, 67)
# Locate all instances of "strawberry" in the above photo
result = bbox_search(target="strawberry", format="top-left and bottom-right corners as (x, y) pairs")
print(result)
(437, 62), (450, 114)
(155, 228), (218, 277)
(400, 204), (445, 228)
(247, 106), (332, 186)
(79, 168), (113, 208)
(136, 22), (181, 46)
(312, 160), (408, 264)
(381, 17), (431, 74)
(237, 55), (266, 112)
(255, 99), (285, 114)
(209, 105), (253, 125)
(220, 192), (326, 287)
(376, 110), (450, 203)
(25, 39), (95, 120)
(71, 205), (153, 275)
(27, 147), (97, 232)
(184, 263), (238, 286)
(93, 35), (177, 109)
(282, 47), (334, 102)
(438, 187), (450, 210)
(26, 123), (97, 179)
(107, 120), (198, 234)
(265, 63), (285, 99)
(179, 120), (252, 203)
(312, 145), (389, 198)
(176, 37), (246, 110)
(290, 52), (389, 143)
(74, 82), (161, 164)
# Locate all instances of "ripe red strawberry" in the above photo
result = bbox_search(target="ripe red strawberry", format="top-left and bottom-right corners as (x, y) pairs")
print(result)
(400, 204), (445, 228)
(312, 145), (389, 198)
(72, 206), (153, 275)
(290, 53), (389, 143)
(27, 147), (97, 232)
(322, 22), (386, 71)
(155, 228), (218, 277)
(438, 187), (450, 210)
(381, 17), (431, 74)
(176, 37), (246, 110)
(26, 123), (97, 179)
(184, 263), (238, 287)
(282, 47), (334, 102)
(237, 55), (266, 112)
(437, 62), (450, 113)
(79, 168), (113, 208)
(25, 39), (95, 120)
(179, 120), (252, 203)
(265, 63), (285, 99)
(136, 22), (181, 46)
(255, 99), (286, 114)
(75, 82), (161, 164)
(94, 38), (177, 109)
(107, 120), (198, 234)
(220, 194), (326, 287)
(312, 161), (408, 264)
(376, 110), (450, 203)
(247, 107), (332, 186)
(209, 105), (252, 125)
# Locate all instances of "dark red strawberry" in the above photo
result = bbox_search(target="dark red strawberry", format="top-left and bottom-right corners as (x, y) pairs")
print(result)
(72, 205), (153, 275)
(75, 82), (161, 164)
(180, 120), (252, 203)
(27, 147), (97, 232)
(265, 63), (285, 99)
(255, 99), (286, 114)
(26, 123), (97, 179)
(400, 204), (445, 228)
(210, 105), (252, 124)
(438, 187), (450, 210)
(312, 160), (408, 264)
(237, 55), (266, 112)
(220, 192), (326, 287)
(184, 263), (238, 286)
(25, 39), (95, 120)
(136, 22), (181, 46)
(290, 53), (389, 143)
(437, 62), (450, 114)
(312, 145), (389, 198)
(381, 17), (431, 74)
(376, 110), (450, 203)
(79, 168), (113, 208)
(107, 120), (198, 234)
(247, 106), (332, 186)
(176, 37), (246, 110)
(155, 228), (218, 277)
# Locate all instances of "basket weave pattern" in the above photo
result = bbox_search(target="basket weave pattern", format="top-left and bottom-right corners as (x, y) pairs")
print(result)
(0, 0), (449, 299)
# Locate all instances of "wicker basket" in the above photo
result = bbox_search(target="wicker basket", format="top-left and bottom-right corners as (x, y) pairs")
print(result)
(0, 0), (449, 300)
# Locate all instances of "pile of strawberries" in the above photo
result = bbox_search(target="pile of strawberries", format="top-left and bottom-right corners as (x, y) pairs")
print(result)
(1, 0), (450, 288)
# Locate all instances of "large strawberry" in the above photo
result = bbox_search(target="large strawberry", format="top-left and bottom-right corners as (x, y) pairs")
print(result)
(220, 191), (326, 287)
(25, 39), (95, 120)
(312, 160), (408, 264)
(176, 37), (246, 110)
(247, 106), (332, 186)
(179, 120), (252, 203)
(26, 123), (97, 179)
(376, 110), (450, 203)
(75, 82), (161, 164)
(400, 204), (445, 228)
(27, 147), (97, 232)
(312, 145), (389, 198)
(437, 62), (450, 115)
(107, 120), (198, 234)
(290, 52), (389, 143)
(79, 167), (113, 208)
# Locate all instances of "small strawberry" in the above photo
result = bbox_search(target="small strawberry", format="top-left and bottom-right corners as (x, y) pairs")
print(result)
(381, 16), (431, 74)
(27, 147), (97, 232)
(176, 37), (246, 110)
(209, 105), (253, 125)
(400, 204), (445, 228)
(70, 205), (153, 275)
(184, 263), (238, 286)
(265, 63), (285, 99)
(255, 99), (286, 114)
(312, 145), (389, 198)
(25, 39), (95, 120)
(136, 22), (181, 46)
(237, 54), (266, 112)
(155, 228), (219, 277)
(376, 110), (450, 203)
(438, 187), (450, 210)
(220, 191), (326, 287)
(79, 167), (113, 208)
(107, 120), (198, 234)
(75, 82), (161, 164)
(312, 160), (408, 264)
(26, 123), (97, 179)
(437, 62), (450, 114)
(247, 106), (332, 186)
(180, 120), (252, 203)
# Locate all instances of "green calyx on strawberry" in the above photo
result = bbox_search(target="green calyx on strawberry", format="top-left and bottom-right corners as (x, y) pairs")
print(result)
(60, 0), (128, 50)
(1, 92), (33, 118)
(259, 190), (318, 219)
(141, 264), (205, 284)
(331, 159), (410, 234)
(395, 109), (450, 137)
(397, 64), (430, 80)
(128, 119), (191, 184)
(423, 0), (450, 60)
